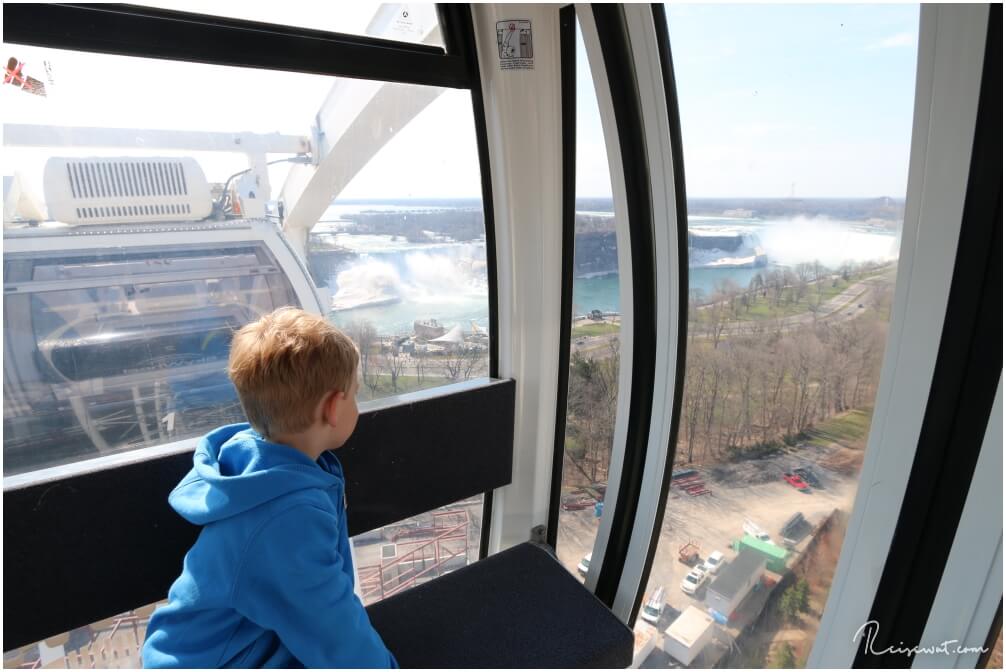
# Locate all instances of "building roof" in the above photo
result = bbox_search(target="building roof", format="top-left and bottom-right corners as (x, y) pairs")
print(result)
(709, 548), (766, 599)
(740, 534), (789, 559)
(664, 606), (713, 647)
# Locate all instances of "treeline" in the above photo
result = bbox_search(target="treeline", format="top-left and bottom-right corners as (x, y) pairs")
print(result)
(563, 275), (894, 483)
(565, 341), (620, 484)
(341, 209), (485, 243)
(678, 316), (888, 464)
(573, 197), (905, 223)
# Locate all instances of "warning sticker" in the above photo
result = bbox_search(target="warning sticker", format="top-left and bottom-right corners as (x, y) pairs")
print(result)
(496, 20), (534, 71)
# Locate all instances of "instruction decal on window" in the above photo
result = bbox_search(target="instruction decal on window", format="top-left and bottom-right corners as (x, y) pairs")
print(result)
(496, 20), (534, 71)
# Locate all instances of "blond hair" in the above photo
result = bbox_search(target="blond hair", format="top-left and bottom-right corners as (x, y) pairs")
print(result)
(228, 307), (358, 438)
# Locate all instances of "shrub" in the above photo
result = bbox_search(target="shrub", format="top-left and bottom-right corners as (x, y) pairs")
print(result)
(728, 440), (783, 461)
(772, 643), (797, 668)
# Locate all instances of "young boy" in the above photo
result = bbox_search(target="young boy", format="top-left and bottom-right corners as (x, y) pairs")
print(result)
(142, 308), (397, 668)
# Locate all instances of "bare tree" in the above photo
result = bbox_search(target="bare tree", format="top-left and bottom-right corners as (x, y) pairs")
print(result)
(414, 347), (427, 386)
(347, 320), (379, 395)
(794, 263), (814, 302)
(376, 347), (407, 393)
(442, 344), (485, 382)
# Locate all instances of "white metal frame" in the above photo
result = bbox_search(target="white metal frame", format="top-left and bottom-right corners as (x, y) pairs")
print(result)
(608, 4), (685, 622)
(574, 4), (637, 593)
(913, 377), (1003, 668)
(808, 4), (990, 665)
(470, 4), (565, 553)
(2, 220), (324, 318)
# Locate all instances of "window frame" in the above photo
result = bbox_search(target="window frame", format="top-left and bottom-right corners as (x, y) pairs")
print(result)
(3, 3), (469, 88)
(575, 4), (660, 609)
(545, 3), (578, 551)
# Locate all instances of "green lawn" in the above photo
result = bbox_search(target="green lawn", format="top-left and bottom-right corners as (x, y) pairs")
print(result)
(571, 322), (620, 339)
(357, 373), (460, 401)
(806, 408), (874, 448)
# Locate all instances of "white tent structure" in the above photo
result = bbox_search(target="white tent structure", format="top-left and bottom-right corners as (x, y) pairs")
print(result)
(430, 324), (465, 348)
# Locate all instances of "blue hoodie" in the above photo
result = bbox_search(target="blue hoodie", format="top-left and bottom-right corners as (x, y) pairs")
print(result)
(142, 424), (397, 668)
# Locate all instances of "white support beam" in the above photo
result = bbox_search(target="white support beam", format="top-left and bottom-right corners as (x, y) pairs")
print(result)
(279, 3), (444, 259)
(279, 81), (442, 256)
(471, 3), (564, 554)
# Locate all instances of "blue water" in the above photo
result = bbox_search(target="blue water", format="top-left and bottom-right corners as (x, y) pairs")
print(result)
(572, 267), (773, 315)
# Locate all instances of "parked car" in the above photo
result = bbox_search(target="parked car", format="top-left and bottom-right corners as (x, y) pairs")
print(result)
(702, 550), (726, 575)
(783, 471), (811, 492)
(640, 586), (666, 625)
(561, 493), (596, 511)
(680, 566), (708, 595)
(793, 466), (822, 488)
(577, 552), (592, 576)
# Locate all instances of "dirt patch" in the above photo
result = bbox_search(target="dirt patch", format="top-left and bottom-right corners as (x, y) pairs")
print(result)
(818, 446), (864, 476)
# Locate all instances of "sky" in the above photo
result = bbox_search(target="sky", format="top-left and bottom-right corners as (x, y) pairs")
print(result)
(3, 3), (919, 204)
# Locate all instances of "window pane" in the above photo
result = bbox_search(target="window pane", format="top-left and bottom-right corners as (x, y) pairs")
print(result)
(137, 3), (444, 48)
(555, 22), (621, 582)
(3, 44), (487, 475)
(634, 6), (919, 668)
(310, 88), (490, 402)
(3, 602), (162, 669)
(0, 498), (483, 667)
(351, 496), (484, 605)
(3, 244), (299, 475)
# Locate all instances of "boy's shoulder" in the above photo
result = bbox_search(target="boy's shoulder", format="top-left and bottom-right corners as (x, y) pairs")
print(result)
(234, 483), (343, 529)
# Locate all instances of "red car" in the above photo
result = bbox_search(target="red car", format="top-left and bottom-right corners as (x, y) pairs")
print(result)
(783, 472), (811, 492)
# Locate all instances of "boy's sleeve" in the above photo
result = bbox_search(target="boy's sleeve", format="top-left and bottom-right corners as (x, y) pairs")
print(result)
(233, 505), (398, 669)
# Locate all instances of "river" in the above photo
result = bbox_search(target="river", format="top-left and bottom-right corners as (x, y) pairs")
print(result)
(314, 204), (899, 335)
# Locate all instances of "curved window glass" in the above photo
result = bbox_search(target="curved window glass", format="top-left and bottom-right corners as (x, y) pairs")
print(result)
(3, 243), (299, 475)
(633, 6), (919, 667)
(554, 20), (621, 582)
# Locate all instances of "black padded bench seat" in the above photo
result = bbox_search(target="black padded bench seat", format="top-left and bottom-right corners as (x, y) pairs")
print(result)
(366, 542), (634, 668)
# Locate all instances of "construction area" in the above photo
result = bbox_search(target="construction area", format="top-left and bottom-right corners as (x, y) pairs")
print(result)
(557, 427), (866, 669)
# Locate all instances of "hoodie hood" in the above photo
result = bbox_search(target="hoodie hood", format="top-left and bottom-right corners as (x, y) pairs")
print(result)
(170, 423), (344, 525)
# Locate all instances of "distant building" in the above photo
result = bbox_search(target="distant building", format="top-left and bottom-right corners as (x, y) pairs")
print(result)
(414, 318), (447, 340)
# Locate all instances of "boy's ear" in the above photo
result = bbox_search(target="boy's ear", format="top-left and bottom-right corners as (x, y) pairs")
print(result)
(322, 390), (344, 426)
